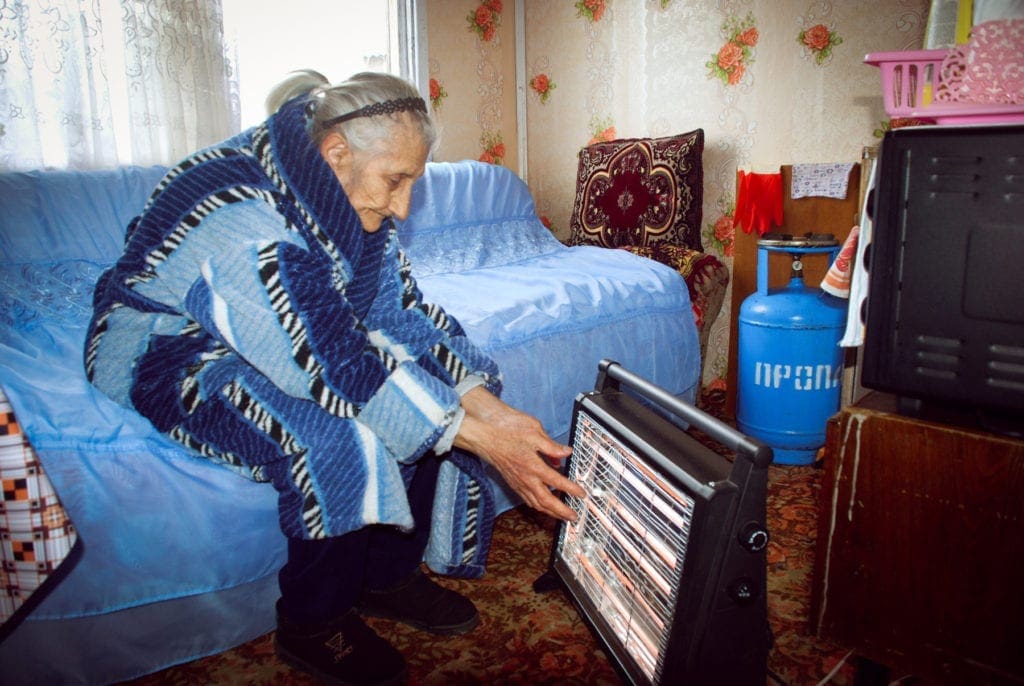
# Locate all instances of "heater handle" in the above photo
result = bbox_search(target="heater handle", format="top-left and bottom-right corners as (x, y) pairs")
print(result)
(596, 359), (773, 468)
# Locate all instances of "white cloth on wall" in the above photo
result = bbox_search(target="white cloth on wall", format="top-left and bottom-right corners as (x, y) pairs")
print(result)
(839, 158), (877, 348)
(791, 162), (857, 200)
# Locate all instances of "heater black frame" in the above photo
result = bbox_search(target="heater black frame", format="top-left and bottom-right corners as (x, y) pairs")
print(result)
(544, 360), (773, 685)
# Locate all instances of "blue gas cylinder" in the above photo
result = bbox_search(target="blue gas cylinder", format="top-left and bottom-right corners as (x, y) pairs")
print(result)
(737, 236), (846, 465)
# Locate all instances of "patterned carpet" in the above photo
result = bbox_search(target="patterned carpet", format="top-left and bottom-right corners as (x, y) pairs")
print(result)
(123, 391), (858, 686)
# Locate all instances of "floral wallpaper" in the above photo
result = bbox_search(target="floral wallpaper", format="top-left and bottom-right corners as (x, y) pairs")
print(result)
(427, 0), (518, 168)
(708, 13), (759, 86)
(426, 0), (929, 389)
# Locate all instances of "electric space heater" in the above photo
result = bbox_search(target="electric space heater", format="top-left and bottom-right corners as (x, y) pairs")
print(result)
(542, 360), (773, 685)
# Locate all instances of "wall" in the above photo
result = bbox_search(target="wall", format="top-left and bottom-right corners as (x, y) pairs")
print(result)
(426, 0), (929, 389)
(426, 1), (520, 170)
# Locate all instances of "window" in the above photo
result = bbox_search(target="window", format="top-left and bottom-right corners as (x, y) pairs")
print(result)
(0, 0), (425, 170)
(223, 0), (408, 128)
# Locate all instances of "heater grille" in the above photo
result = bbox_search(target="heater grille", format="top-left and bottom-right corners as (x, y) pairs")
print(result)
(558, 410), (696, 683)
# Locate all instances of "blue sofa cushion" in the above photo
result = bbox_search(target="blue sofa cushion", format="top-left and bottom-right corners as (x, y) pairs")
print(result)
(398, 161), (701, 511)
(0, 165), (287, 618)
(396, 160), (563, 275)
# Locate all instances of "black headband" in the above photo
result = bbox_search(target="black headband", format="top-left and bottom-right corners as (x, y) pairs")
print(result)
(322, 97), (428, 127)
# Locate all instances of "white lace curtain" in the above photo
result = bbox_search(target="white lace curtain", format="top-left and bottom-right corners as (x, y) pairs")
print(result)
(0, 0), (239, 171)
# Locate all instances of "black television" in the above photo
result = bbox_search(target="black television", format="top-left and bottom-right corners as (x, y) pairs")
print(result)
(861, 124), (1024, 436)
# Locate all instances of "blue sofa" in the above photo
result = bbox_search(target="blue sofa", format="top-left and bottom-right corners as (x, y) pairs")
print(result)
(0, 160), (700, 683)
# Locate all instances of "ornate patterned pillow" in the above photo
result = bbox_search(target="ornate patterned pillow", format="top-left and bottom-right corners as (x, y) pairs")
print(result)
(568, 130), (704, 251)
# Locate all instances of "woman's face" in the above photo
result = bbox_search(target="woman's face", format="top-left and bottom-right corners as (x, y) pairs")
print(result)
(321, 118), (430, 233)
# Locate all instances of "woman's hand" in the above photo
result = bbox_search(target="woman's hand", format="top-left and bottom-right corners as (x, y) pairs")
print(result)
(453, 386), (585, 521)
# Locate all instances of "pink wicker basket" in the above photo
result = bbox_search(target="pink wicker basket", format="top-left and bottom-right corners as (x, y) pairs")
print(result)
(865, 49), (1024, 124)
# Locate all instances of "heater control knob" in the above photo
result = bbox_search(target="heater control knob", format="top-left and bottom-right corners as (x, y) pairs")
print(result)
(738, 522), (769, 553)
(727, 576), (760, 606)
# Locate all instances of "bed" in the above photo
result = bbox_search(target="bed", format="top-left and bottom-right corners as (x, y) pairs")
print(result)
(0, 159), (701, 683)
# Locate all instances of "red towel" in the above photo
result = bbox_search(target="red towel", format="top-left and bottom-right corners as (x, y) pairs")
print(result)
(821, 226), (859, 298)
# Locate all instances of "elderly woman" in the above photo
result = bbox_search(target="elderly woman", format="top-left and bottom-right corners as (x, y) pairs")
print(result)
(85, 70), (583, 686)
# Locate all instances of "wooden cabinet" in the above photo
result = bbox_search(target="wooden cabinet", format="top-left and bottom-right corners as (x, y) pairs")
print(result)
(809, 393), (1024, 684)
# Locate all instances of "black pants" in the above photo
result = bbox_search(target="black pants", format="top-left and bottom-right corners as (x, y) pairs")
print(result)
(277, 454), (442, 626)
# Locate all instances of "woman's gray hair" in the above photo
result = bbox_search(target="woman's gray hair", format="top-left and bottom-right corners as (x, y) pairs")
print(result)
(265, 69), (437, 154)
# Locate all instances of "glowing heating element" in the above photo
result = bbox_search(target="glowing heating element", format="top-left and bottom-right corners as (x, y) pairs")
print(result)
(557, 410), (696, 684)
